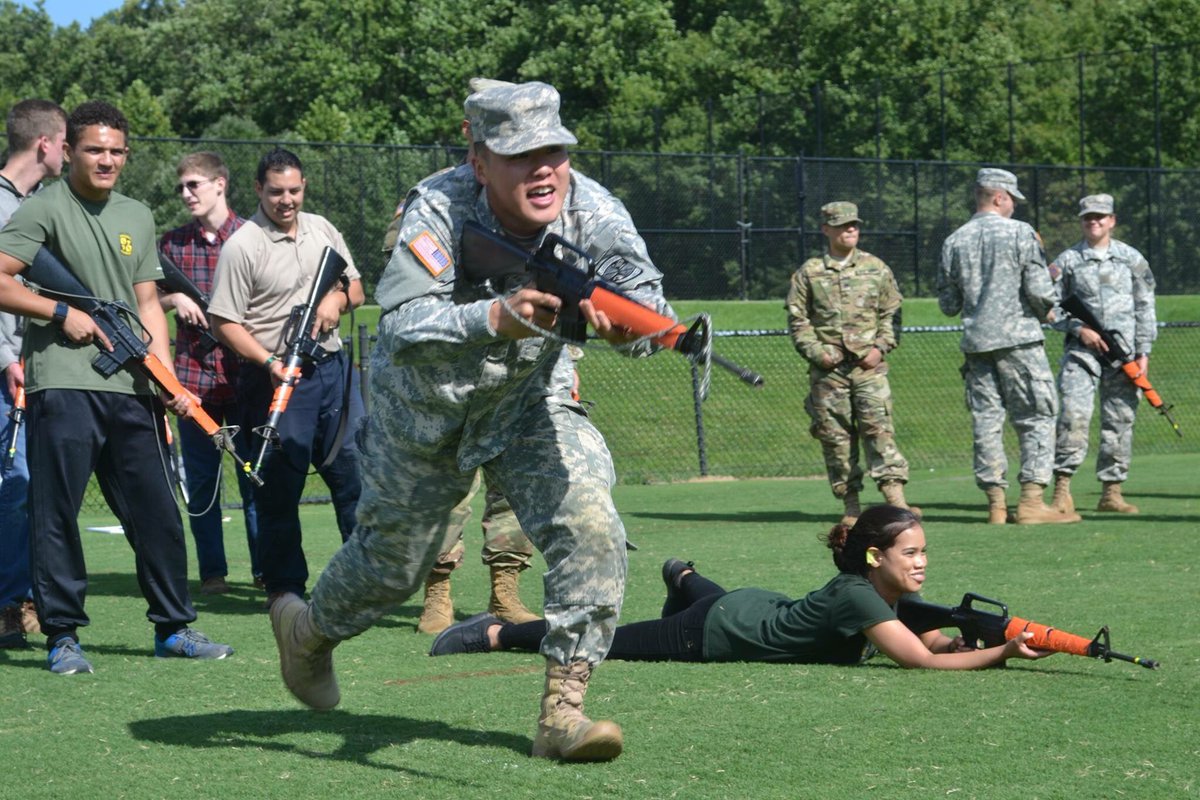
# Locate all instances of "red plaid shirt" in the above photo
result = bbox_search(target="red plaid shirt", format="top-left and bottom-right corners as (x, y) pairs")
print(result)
(158, 213), (246, 402)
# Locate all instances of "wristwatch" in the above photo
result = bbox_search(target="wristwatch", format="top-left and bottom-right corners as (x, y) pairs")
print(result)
(52, 301), (69, 326)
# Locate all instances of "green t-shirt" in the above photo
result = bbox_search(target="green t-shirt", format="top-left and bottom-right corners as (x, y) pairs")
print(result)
(702, 572), (900, 664)
(0, 180), (160, 395)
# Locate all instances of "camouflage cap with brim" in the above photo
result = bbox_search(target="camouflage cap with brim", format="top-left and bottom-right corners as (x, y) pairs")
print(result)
(975, 167), (1026, 200)
(464, 81), (578, 156)
(1078, 193), (1114, 216)
(821, 201), (863, 227)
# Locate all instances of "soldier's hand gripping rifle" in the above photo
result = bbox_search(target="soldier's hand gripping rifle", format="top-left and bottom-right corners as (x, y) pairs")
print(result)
(157, 253), (221, 357)
(2, 359), (23, 475)
(898, 592), (1160, 670)
(1060, 293), (1180, 437)
(22, 247), (255, 483)
(248, 245), (349, 483)
(460, 221), (764, 389)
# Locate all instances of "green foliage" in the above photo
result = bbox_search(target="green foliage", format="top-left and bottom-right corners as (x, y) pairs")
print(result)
(6, 0), (1200, 165)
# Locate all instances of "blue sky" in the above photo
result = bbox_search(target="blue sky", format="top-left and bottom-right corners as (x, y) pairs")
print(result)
(20, 0), (127, 28)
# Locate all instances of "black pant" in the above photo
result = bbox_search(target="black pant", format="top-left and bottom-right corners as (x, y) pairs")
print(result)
(238, 353), (362, 596)
(26, 390), (195, 645)
(499, 572), (728, 662)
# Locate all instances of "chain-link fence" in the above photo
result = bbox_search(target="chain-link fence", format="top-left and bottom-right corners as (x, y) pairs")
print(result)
(79, 320), (1198, 513)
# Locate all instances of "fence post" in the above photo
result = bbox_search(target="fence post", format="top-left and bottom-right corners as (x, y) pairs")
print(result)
(1153, 44), (1162, 169)
(737, 149), (750, 301)
(939, 69), (947, 162)
(691, 364), (709, 477)
(1077, 52), (1086, 167)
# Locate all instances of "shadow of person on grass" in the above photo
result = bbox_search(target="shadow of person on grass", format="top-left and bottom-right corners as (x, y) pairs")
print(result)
(626, 509), (833, 524)
(128, 709), (531, 777)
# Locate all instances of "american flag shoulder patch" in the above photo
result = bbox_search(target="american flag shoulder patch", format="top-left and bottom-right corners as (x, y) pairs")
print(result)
(408, 231), (452, 277)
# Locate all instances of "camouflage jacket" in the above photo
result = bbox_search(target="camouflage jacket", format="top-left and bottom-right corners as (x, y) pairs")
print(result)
(938, 211), (1057, 353)
(785, 249), (902, 364)
(1050, 238), (1157, 356)
(372, 163), (673, 471)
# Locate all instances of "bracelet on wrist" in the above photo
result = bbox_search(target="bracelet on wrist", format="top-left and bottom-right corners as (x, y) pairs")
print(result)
(263, 355), (277, 369)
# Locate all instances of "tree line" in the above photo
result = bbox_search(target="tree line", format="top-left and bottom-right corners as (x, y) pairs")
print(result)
(4, 0), (1200, 166)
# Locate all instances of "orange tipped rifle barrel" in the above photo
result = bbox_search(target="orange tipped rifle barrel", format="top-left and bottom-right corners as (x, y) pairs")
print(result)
(1004, 617), (1159, 669)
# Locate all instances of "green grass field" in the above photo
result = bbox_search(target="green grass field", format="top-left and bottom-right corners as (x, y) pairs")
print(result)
(8, 455), (1197, 799)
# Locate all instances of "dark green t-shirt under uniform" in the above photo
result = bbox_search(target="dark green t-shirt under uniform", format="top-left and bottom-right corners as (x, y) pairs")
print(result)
(0, 180), (160, 396)
(702, 572), (899, 663)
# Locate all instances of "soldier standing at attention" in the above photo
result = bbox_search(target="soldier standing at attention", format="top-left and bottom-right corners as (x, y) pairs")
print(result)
(1049, 194), (1156, 515)
(786, 201), (918, 525)
(938, 168), (1080, 525)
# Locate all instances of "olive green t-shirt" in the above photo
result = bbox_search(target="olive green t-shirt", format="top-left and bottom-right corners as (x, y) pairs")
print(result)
(702, 572), (900, 664)
(0, 180), (160, 395)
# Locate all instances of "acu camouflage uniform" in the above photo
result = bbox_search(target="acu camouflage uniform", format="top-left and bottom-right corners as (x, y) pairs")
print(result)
(381, 189), (535, 577)
(786, 248), (909, 497)
(308, 162), (672, 667)
(938, 212), (1059, 489)
(1051, 239), (1156, 482)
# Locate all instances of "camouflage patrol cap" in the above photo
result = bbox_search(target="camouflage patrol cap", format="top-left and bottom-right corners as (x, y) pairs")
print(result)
(464, 81), (578, 156)
(1078, 193), (1114, 216)
(820, 201), (863, 227)
(975, 167), (1025, 200)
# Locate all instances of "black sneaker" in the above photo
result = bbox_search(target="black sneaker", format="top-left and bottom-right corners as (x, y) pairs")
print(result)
(660, 558), (695, 618)
(429, 613), (500, 656)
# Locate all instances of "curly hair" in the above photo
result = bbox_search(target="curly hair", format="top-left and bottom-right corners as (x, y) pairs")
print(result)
(66, 101), (128, 147)
(824, 505), (922, 576)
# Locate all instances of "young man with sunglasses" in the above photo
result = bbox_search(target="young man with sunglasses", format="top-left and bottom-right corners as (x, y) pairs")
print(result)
(159, 151), (260, 596)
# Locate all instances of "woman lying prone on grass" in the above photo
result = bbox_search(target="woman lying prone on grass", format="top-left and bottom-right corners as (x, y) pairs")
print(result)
(430, 504), (1054, 669)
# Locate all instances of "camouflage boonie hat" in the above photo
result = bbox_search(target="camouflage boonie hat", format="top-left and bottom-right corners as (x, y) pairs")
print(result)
(1078, 193), (1114, 216)
(975, 167), (1025, 200)
(464, 81), (578, 156)
(820, 201), (863, 227)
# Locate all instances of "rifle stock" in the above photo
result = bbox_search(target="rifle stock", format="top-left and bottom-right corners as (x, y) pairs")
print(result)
(21, 247), (254, 483)
(248, 245), (349, 482)
(460, 221), (764, 388)
(1060, 293), (1180, 436)
(898, 592), (1159, 669)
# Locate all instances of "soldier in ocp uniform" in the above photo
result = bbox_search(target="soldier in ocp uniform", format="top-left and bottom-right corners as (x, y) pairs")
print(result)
(938, 168), (1080, 525)
(1049, 194), (1156, 515)
(786, 201), (918, 525)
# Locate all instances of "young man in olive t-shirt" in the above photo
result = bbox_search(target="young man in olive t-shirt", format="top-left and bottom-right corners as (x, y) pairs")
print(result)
(0, 101), (233, 675)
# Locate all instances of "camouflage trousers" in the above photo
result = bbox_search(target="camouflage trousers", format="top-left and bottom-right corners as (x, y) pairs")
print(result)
(310, 396), (625, 667)
(429, 471), (535, 575)
(961, 344), (1058, 489)
(805, 361), (909, 498)
(1054, 349), (1139, 483)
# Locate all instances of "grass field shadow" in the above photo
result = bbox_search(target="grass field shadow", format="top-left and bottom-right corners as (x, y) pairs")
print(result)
(626, 509), (834, 524)
(128, 709), (531, 776)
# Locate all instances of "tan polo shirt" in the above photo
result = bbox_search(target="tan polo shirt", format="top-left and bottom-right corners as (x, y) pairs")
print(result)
(209, 208), (360, 355)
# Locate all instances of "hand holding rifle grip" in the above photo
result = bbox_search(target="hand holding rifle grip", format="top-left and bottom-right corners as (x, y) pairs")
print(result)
(248, 246), (349, 483)
(3, 359), (24, 473)
(158, 253), (220, 356)
(23, 247), (253, 481)
(1060, 294), (1180, 436)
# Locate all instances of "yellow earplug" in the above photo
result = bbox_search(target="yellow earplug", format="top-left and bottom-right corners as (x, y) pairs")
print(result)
(866, 551), (879, 567)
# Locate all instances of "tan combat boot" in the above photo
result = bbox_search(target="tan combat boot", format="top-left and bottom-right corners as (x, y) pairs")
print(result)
(984, 486), (1008, 525)
(418, 573), (454, 634)
(1016, 482), (1082, 524)
(879, 480), (922, 520)
(1051, 473), (1075, 514)
(270, 593), (340, 710)
(487, 565), (541, 624)
(531, 661), (623, 762)
(840, 491), (861, 526)
(1097, 481), (1139, 514)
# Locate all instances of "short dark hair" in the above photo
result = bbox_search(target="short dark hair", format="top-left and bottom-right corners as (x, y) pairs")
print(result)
(256, 147), (302, 184)
(176, 151), (229, 181)
(5, 99), (67, 153)
(825, 504), (921, 576)
(66, 101), (129, 147)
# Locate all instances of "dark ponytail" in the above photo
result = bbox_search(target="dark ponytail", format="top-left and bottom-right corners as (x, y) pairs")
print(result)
(825, 505), (921, 575)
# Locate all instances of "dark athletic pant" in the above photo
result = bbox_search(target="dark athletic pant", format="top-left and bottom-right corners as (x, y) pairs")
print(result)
(499, 571), (729, 662)
(26, 389), (196, 647)
(237, 352), (362, 596)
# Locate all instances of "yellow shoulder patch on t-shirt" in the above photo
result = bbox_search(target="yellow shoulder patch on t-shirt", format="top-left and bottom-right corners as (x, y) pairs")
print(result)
(408, 231), (452, 277)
